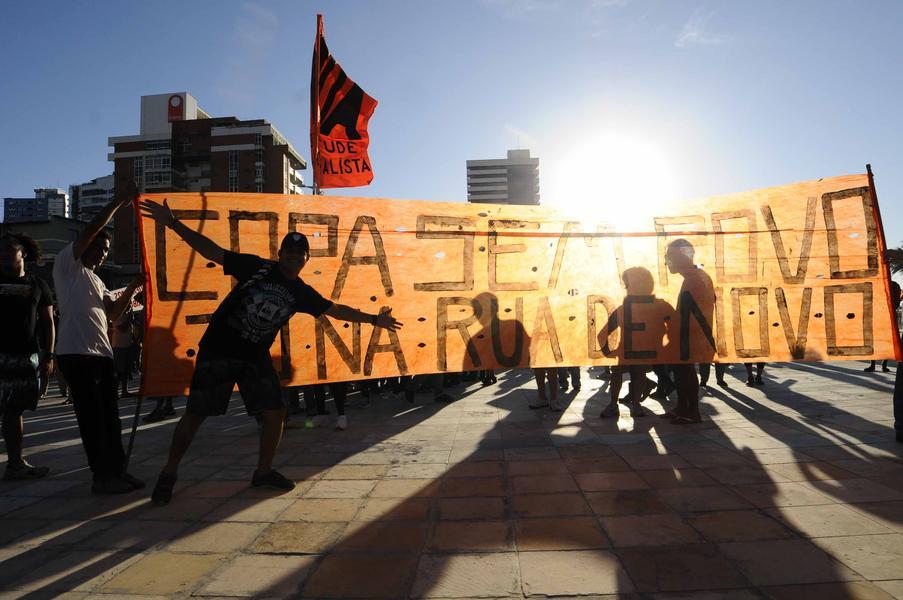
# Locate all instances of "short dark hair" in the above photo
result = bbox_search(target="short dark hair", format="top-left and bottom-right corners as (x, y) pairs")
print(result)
(280, 232), (310, 255)
(95, 230), (113, 244)
(0, 233), (43, 264)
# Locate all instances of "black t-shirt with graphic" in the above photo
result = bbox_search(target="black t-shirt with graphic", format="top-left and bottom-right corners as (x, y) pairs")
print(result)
(0, 273), (53, 354)
(199, 252), (333, 360)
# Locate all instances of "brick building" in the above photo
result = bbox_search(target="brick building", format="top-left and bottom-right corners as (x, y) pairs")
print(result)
(108, 92), (307, 267)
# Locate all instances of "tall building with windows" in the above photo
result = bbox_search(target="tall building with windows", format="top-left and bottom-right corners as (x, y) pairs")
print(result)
(108, 92), (308, 266)
(69, 174), (115, 223)
(466, 149), (540, 205)
(3, 188), (71, 223)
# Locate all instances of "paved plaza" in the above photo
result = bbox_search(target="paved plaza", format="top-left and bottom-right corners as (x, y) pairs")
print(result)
(1, 361), (903, 599)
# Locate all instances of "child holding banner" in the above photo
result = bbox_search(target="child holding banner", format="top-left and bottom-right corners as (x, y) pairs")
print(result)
(140, 199), (402, 505)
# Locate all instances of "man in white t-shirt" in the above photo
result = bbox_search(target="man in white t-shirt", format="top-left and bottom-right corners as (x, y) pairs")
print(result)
(53, 189), (144, 494)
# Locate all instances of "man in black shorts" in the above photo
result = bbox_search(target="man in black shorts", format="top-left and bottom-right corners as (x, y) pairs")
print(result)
(141, 199), (403, 505)
(1, 234), (54, 480)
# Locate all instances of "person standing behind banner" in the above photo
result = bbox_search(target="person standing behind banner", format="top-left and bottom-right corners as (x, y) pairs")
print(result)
(661, 239), (714, 424)
(1, 234), (54, 481)
(53, 189), (145, 494)
(112, 305), (135, 397)
(140, 199), (403, 506)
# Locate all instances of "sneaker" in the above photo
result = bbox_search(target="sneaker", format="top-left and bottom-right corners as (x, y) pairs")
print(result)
(312, 415), (330, 428)
(755, 376), (764, 386)
(92, 476), (134, 495)
(746, 378), (755, 387)
(121, 472), (146, 490)
(335, 415), (348, 430)
(163, 406), (176, 416)
(251, 469), (295, 491)
(3, 462), (50, 481)
(864, 364), (876, 372)
(716, 379), (729, 388)
(151, 471), (178, 505)
(142, 409), (166, 423)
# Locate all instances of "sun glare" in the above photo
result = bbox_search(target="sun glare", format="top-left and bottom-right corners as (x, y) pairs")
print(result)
(545, 133), (677, 232)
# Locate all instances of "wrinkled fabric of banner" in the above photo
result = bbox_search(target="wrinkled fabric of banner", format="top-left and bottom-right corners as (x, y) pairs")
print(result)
(137, 174), (901, 396)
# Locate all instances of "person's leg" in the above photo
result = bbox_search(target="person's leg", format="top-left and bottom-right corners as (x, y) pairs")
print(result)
(97, 358), (127, 477)
(755, 362), (765, 384)
(59, 355), (105, 475)
(698, 363), (711, 387)
(1, 410), (24, 467)
(161, 412), (207, 474)
(332, 381), (349, 430)
(715, 363), (728, 386)
(882, 359), (891, 372)
(546, 369), (560, 410)
(330, 382), (347, 416)
(256, 408), (285, 474)
(531, 368), (548, 408)
(745, 363), (755, 385)
(672, 364), (700, 421)
(601, 367), (623, 417)
(894, 360), (903, 442)
(865, 360), (876, 372)
(302, 385), (318, 417)
(558, 367), (569, 391)
(568, 367), (580, 391)
(628, 366), (647, 416)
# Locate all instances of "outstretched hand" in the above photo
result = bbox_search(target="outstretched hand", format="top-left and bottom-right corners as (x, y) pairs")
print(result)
(376, 308), (403, 331)
(140, 199), (176, 227)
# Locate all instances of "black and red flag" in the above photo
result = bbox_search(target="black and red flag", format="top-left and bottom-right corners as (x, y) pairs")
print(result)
(310, 14), (377, 189)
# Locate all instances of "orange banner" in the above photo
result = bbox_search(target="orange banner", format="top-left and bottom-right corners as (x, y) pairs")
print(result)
(138, 174), (901, 396)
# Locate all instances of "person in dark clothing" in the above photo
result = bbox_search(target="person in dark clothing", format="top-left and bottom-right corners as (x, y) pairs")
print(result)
(660, 239), (715, 424)
(1, 234), (55, 481)
(141, 199), (402, 505)
(745, 362), (766, 386)
(699, 363), (728, 389)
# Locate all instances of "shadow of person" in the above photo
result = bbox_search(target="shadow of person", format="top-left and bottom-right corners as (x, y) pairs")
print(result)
(595, 266), (675, 420)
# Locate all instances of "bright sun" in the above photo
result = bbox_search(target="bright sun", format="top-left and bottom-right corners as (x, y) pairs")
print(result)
(544, 133), (677, 232)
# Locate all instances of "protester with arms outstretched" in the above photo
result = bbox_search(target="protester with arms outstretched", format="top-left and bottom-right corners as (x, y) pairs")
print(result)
(52, 189), (144, 493)
(1, 234), (54, 480)
(141, 199), (403, 505)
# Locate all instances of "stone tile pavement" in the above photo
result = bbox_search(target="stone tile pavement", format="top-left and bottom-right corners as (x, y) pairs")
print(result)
(1, 361), (903, 598)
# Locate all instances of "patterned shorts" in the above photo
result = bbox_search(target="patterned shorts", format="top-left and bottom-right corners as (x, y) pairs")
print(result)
(0, 353), (40, 414)
(187, 348), (285, 416)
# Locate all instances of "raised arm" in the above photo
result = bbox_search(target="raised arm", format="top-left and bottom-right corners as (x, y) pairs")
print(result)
(74, 182), (137, 260)
(108, 277), (144, 323)
(140, 199), (225, 264)
(325, 304), (403, 331)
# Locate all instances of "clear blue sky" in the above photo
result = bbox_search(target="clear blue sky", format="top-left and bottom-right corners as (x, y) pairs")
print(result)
(2, 0), (901, 246)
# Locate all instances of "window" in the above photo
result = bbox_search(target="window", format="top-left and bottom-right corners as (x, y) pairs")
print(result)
(228, 150), (239, 173)
(145, 140), (171, 151)
(229, 175), (238, 192)
(255, 147), (263, 163)
(255, 165), (264, 179)
(255, 133), (263, 146)
(133, 157), (143, 188)
(256, 182), (263, 193)
(144, 155), (170, 170)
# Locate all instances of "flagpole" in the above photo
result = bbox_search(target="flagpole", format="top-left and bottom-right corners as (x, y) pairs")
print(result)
(312, 14), (323, 196)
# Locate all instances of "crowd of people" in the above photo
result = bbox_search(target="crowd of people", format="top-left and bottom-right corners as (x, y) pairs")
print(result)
(2, 191), (902, 508)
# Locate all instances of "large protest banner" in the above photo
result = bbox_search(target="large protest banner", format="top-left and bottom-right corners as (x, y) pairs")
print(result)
(138, 173), (901, 396)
